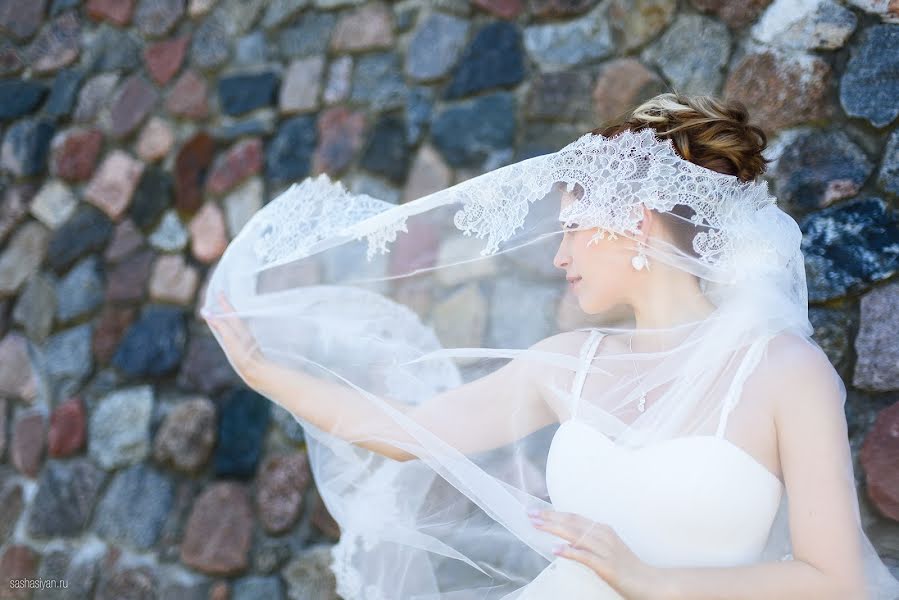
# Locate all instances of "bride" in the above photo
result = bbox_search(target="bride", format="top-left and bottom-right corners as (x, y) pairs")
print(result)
(201, 93), (899, 599)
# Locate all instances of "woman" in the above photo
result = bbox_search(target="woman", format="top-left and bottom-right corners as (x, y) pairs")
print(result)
(201, 93), (899, 598)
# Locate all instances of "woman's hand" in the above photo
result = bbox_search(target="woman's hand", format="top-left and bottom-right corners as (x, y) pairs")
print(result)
(528, 508), (664, 600)
(202, 291), (268, 386)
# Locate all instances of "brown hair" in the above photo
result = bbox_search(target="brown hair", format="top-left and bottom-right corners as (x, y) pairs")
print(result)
(593, 92), (770, 183)
(590, 92), (770, 257)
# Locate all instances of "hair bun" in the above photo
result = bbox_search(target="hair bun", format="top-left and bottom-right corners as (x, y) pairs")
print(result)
(595, 92), (770, 183)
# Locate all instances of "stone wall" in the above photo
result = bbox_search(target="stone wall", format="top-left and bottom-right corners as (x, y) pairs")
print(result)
(0, 0), (898, 597)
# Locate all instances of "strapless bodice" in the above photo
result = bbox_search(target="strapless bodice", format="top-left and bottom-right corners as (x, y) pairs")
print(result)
(545, 419), (784, 568)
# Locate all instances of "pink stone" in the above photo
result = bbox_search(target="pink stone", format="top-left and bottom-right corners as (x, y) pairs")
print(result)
(48, 397), (87, 458)
(593, 58), (666, 124)
(205, 138), (263, 196)
(11, 411), (44, 477)
(255, 452), (311, 534)
(0, 332), (38, 403)
(51, 127), (103, 182)
(0, 545), (38, 600)
(473, 0), (525, 18)
(860, 402), (899, 521)
(188, 201), (227, 263)
(723, 50), (831, 133)
(180, 482), (253, 575)
(166, 70), (209, 119)
(312, 107), (366, 176)
(144, 35), (189, 85)
(331, 3), (394, 51)
(87, 0), (135, 25)
(136, 117), (175, 163)
(279, 56), (323, 114)
(84, 150), (145, 220)
(103, 74), (159, 139)
(149, 254), (199, 304)
(152, 396), (216, 472)
(92, 305), (137, 364)
(105, 248), (154, 302)
(690, 0), (772, 29)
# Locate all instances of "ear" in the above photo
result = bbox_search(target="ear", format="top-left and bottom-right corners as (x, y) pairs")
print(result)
(635, 205), (653, 240)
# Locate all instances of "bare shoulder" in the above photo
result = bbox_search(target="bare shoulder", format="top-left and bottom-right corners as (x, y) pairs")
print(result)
(529, 329), (597, 354)
(756, 331), (846, 422)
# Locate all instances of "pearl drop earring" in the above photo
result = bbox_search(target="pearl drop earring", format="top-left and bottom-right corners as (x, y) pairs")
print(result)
(631, 241), (650, 271)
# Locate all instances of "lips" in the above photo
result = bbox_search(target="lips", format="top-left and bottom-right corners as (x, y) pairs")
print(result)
(567, 276), (582, 285)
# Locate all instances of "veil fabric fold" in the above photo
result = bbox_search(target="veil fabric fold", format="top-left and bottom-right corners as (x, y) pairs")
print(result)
(201, 128), (899, 599)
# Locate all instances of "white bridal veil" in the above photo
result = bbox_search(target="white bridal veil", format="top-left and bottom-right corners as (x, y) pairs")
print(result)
(200, 127), (899, 599)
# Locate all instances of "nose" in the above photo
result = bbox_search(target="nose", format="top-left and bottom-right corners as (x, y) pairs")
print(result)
(553, 241), (570, 270)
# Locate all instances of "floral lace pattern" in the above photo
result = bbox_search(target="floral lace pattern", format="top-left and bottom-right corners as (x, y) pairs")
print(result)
(250, 173), (409, 267)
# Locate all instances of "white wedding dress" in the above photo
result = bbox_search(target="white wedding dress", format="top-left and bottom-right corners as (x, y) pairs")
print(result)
(515, 330), (786, 599)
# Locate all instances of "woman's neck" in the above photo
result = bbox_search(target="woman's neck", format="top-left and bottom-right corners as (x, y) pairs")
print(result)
(626, 268), (717, 335)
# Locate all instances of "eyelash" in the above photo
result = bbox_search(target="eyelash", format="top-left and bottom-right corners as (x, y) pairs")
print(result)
(565, 223), (580, 230)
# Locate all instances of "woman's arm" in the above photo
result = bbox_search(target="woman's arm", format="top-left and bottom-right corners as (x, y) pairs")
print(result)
(206, 292), (569, 462)
(653, 336), (868, 599)
(248, 348), (559, 462)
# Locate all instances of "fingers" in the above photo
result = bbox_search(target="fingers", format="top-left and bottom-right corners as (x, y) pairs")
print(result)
(529, 509), (610, 550)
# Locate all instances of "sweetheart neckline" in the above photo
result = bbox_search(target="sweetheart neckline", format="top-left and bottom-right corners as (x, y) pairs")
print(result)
(554, 419), (784, 489)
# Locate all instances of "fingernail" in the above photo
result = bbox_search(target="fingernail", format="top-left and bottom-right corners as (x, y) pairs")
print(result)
(527, 508), (541, 518)
(530, 517), (544, 526)
(552, 543), (566, 554)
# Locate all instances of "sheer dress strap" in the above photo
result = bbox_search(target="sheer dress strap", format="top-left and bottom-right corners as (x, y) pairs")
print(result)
(570, 329), (604, 420)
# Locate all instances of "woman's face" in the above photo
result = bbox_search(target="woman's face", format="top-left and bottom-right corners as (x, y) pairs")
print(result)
(553, 192), (643, 314)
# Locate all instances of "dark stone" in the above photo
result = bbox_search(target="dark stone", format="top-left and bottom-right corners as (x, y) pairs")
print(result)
(840, 24), (899, 128)
(525, 69), (594, 121)
(104, 73), (158, 139)
(36, 546), (101, 600)
(879, 129), (899, 198)
(277, 11), (336, 58)
(0, 475), (24, 547)
(266, 115), (316, 185)
(444, 21), (524, 100)
(218, 72), (279, 117)
(350, 52), (408, 112)
(0, 79), (48, 120)
(0, 0), (48, 40)
(174, 131), (216, 215)
(46, 204), (114, 274)
(772, 129), (874, 213)
(104, 248), (153, 302)
(94, 463), (174, 549)
(134, 0), (183, 37)
(213, 388), (270, 478)
(406, 86), (433, 144)
(112, 304), (187, 377)
(432, 92), (517, 168)
(359, 115), (411, 185)
(26, 11), (80, 74)
(800, 197), (899, 303)
(529, 0), (593, 17)
(176, 333), (243, 394)
(2, 118), (55, 176)
(130, 166), (174, 231)
(232, 575), (283, 600)
(51, 0), (80, 16)
(27, 457), (106, 538)
(808, 306), (856, 373)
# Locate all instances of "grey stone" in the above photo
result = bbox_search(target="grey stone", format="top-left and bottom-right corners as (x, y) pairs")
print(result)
(135, 0), (185, 37)
(281, 544), (339, 600)
(236, 31), (270, 65)
(95, 463), (174, 549)
(73, 73), (118, 123)
(641, 13), (731, 95)
(751, 0), (857, 50)
(405, 13), (469, 82)
(191, 13), (231, 69)
(13, 273), (57, 342)
(1, 118), (55, 177)
(27, 458), (106, 538)
(523, 3), (613, 70)
(488, 278), (562, 348)
(233, 575), (284, 600)
(878, 129), (899, 197)
(262, 0), (310, 29)
(278, 11), (336, 58)
(350, 52), (408, 112)
(0, 221), (50, 297)
(36, 542), (103, 600)
(84, 27), (143, 73)
(88, 385), (154, 470)
(809, 306), (856, 372)
(149, 209), (189, 251)
(854, 280), (899, 391)
(45, 68), (84, 118)
(42, 323), (93, 401)
(55, 256), (104, 323)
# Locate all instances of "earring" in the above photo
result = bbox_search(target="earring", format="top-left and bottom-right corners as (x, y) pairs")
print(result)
(631, 241), (650, 271)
